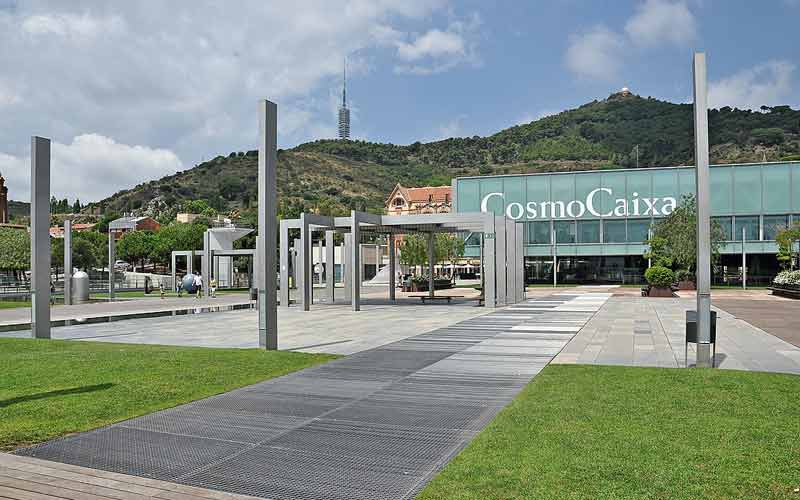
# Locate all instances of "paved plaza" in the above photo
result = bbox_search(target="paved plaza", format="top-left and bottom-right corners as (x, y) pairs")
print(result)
(553, 291), (800, 374)
(15, 293), (611, 500)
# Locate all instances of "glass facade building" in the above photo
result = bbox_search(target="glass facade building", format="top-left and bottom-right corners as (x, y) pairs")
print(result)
(454, 161), (800, 285)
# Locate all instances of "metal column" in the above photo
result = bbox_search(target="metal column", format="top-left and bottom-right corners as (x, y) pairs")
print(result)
(495, 217), (506, 306)
(343, 233), (352, 302)
(257, 99), (278, 350)
(280, 220), (290, 307)
(325, 230), (335, 303)
(318, 238), (324, 286)
(552, 229), (557, 288)
(350, 212), (361, 311)
(299, 214), (311, 311)
(482, 217), (496, 308)
(515, 222), (525, 303)
(742, 227), (747, 290)
(64, 218), (72, 306)
(108, 231), (115, 302)
(427, 233), (435, 298)
(202, 230), (211, 298)
(505, 219), (516, 304)
(388, 233), (396, 301)
(693, 52), (712, 367)
(30, 136), (51, 339)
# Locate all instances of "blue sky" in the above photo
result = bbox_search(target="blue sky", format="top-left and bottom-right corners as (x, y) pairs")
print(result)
(0, 0), (798, 202)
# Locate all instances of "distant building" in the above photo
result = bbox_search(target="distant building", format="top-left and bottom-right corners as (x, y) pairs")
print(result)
(338, 59), (350, 140)
(385, 184), (452, 215)
(0, 172), (8, 224)
(176, 213), (202, 224)
(108, 215), (161, 239)
(50, 223), (97, 238)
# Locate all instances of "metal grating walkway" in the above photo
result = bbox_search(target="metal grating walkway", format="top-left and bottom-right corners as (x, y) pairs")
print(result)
(17, 292), (611, 500)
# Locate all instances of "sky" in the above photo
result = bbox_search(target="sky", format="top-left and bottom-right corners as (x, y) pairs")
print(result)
(1, 0), (798, 203)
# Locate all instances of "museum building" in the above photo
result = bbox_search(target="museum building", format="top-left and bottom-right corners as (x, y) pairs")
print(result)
(453, 161), (800, 285)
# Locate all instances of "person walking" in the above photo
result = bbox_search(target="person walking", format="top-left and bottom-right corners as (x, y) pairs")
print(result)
(194, 271), (203, 299)
(210, 277), (217, 298)
(159, 281), (165, 299)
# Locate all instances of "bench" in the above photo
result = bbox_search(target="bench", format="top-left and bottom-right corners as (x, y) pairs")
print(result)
(410, 294), (464, 304)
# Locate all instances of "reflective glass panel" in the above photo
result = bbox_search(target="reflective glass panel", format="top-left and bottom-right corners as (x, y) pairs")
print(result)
(555, 220), (576, 244)
(528, 221), (551, 244)
(763, 215), (790, 240)
(733, 216), (759, 241)
(577, 220), (600, 243)
(712, 216), (733, 240)
(603, 220), (626, 243)
(627, 219), (651, 242)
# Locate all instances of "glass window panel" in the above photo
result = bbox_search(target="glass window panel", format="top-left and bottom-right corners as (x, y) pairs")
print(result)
(577, 220), (600, 243)
(678, 169), (695, 197)
(763, 215), (790, 240)
(626, 171), (652, 200)
(793, 164), (800, 212)
(652, 170), (677, 200)
(762, 165), (791, 213)
(551, 175), (575, 210)
(601, 172), (626, 216)
(712, 216), (733, 240)
(733, 216), (759, 241)
(555, 220), (575, 244)
(733, 166), (762, 214)
(479, 178), (504, 215)
(526, 176), (550, 220)
(603, 220), (626, 243)
(503, 176), (525, 211)
(464, 232), (482, 246)
(627, 219), (651, 242)
(575, 174), (599, 219)
(528, 221), (551, 244)
(457, 180), (480, 213)
(710, 169), (732, 214)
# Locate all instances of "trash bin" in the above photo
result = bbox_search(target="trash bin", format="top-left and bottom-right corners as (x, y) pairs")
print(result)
(685, 310), (717, 367)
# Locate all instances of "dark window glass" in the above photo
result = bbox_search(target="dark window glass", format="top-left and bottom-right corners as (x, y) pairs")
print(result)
(603, 220), (626, 243)
(555, 220), (576, 244)
(464, 232), (481, 246)
(528, 221), (551, 244)
(712, 216), (733, 240)
(733, 216), (759, 241)
(577, 220), (600, 243)
(763, 215), (790, 240)
(627, 219), (651, 242)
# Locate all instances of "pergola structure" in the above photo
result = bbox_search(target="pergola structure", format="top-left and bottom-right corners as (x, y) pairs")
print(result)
(280, 211), (524, 310)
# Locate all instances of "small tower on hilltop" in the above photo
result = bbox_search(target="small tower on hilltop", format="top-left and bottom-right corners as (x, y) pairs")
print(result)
(0, 172), (8, 224)
(620, 87), (632, 97)
(338, 58), (351, 140)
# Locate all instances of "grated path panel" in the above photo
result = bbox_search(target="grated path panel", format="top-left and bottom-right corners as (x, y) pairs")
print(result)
(17, 292), (611, 499)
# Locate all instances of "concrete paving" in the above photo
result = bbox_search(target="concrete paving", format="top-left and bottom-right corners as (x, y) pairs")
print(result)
(16, 292), (610, 500)
(553, 294), (800, 374)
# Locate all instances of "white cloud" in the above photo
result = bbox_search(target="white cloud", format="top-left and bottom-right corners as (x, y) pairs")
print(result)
(0, 1), (472, 202)
(624, 0), (696, 46)
(565, 26), (625, 81)
(432, 114), (468, 141)
(709, 61), (795, 110)
(0, 134), (182, 203)
(393, 14), (482, 75)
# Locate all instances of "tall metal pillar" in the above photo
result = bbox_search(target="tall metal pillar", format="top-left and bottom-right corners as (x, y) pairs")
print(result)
(64, 218), (72, 306)
(515, 222), (525, 303)
(257, 99), (278, 349)
(30, 136), (51, 339)
(170, 252), (177, 294)
(108, 231), (115, 302)
(388, 233), (396, 301)
(505, 219), (516, 304)
(343, 233), (352, 302)
(693, 52), (712, 367)
(291, 238), (299, 289)
(202, 230), (211, 298)
(427, 232), (435, 298)
(495, 217), (507, 305)
(350, 212), (361, 311)
(317, 238), (324, 285)
(280, 220), (290, 307)
(742, 227), (747, 290)
(299, 214), (311, 311)
(308, 231), (314, 305)
(325, 230), (335, 303)
(482, 217), (496, 308)
(552, 229), (558, 288)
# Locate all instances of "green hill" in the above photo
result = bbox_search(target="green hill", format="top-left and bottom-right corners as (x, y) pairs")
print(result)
(88, 92), (800, 221)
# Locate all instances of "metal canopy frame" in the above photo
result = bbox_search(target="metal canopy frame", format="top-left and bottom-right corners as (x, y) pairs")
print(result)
(280, 211), (524, 310)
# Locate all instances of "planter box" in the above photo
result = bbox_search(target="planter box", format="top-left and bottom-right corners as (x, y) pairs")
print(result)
(769, 285), (800, 299)
(677, 280), (696, 290)
(647, 286), (675, 298)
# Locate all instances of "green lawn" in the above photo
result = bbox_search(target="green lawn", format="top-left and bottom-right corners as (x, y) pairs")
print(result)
(0, 338), (335, 451)
(0, 301), (29, 309)
(419, 365), (800, 500)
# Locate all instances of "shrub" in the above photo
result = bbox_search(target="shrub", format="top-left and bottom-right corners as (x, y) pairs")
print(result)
(773, 270), (800, 287)
(645, 266), (675, 288)
(674, 269), (694, 282)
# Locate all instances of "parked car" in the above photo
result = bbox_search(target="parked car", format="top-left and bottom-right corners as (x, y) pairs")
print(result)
(114, 260), (130, 271)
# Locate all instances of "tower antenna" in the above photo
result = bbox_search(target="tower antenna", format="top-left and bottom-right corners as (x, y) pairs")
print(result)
(338, 56), (351, 140)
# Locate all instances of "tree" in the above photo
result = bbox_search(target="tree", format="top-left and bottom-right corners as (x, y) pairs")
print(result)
(72, 239), (99, 271)
(0, 228), (30, 274)
(776, 223), (800, 270)
(72, 199), (82, 213)
(645, 194), (725, 277)
(399, 234), (428, 273)
(149, 222), (206, 267)
(116, 230), (156, 270)
(435, 233), (465, 281)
